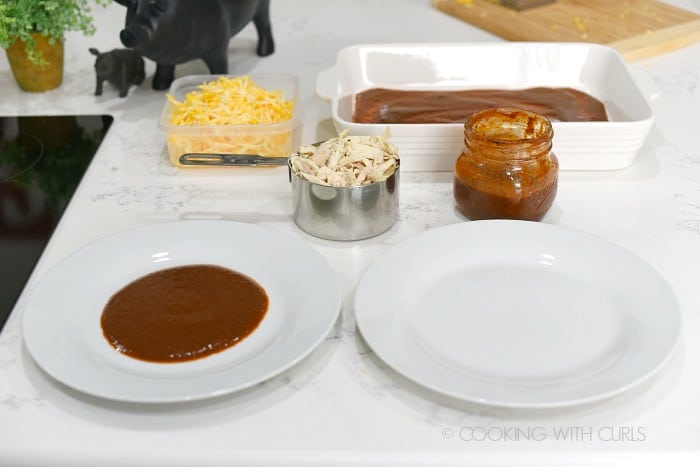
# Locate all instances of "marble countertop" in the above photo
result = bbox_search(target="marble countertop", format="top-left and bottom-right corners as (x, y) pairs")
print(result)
(2, 1), (700, 465)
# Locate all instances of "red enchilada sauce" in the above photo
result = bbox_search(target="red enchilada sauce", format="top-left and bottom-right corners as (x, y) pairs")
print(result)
(101, 264), (268, 363)
(454, 108), (558, 221)
(353, 87), (607, 123)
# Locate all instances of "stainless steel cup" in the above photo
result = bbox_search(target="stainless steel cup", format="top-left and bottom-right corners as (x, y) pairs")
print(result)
(290, 164), (399, 241)
(179, 151), (400, 241)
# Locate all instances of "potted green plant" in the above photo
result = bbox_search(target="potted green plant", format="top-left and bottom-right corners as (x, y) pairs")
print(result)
(0, 0), (105, 92)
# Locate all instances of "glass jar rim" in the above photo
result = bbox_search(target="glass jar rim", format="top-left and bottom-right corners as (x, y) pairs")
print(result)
(465, 107), (553, 145)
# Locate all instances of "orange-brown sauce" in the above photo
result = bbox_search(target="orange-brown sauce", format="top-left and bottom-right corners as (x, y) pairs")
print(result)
(453, 172), (558, 221)
(101, 264), (268, 363)
(352, 87), (608, 123)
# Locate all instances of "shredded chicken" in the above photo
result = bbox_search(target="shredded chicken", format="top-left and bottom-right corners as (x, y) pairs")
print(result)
(289, 129), (399, 187)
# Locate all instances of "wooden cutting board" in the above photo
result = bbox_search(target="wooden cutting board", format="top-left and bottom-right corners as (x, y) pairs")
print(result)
(432, 0), (700, 61)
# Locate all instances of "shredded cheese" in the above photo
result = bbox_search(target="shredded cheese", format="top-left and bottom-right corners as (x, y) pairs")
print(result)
(164, 76), (296, 166)
(165, 130), (293, 164)
(167, 75), (293, 126)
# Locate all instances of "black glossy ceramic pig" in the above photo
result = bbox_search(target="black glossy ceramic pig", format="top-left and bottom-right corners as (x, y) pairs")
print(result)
(114, 0), (274, 90)
(89, 48), (146, 97)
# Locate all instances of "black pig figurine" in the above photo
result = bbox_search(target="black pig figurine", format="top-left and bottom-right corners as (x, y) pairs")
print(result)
(89, 48), (146, 98)
(113, 0), (274, 90)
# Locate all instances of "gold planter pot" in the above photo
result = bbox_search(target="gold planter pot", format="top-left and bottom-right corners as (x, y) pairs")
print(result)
(5, 33), (64, 92)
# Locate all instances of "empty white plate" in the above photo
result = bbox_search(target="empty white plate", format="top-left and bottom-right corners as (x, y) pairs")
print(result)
(355, 220), (681, 408)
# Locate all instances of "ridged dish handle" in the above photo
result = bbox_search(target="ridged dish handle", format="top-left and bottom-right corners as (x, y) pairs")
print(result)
(315, 67), (336, 103)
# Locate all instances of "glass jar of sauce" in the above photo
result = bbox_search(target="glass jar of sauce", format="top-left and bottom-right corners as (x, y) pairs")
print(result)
(454, 108), (558, 221)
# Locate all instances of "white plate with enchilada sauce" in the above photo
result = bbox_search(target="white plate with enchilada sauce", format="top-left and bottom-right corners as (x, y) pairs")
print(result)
(22, 221), (341, 403)
(355, 220), (681, 408)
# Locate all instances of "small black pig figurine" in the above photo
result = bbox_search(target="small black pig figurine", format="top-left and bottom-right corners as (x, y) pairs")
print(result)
(89, 48), (145, 97)
(114, 0), (274, 90)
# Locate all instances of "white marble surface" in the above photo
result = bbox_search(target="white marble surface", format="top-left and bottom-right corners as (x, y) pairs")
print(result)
(1, 1), (700, 465)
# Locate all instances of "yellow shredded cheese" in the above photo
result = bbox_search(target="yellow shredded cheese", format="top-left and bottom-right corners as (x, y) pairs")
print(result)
(164, 76), (297, 166)
(573, 16), (587, 33)
(167, 75), (294, 126)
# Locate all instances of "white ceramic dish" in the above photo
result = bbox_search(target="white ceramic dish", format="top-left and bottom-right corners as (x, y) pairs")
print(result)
(22, 221), (341, 403)
(316, 43), (654, 172)
(355, 220), (680, 408)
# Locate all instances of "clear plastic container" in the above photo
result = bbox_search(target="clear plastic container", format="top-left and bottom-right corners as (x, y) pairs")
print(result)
(159, 74), (301, 167)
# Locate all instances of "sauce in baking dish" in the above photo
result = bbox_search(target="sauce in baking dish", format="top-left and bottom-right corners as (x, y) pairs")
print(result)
(101, 264), (268, 363)
(352, 87), (608, 123)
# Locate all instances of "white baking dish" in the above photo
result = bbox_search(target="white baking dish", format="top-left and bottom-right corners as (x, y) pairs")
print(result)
(315, 43), (654, 172)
